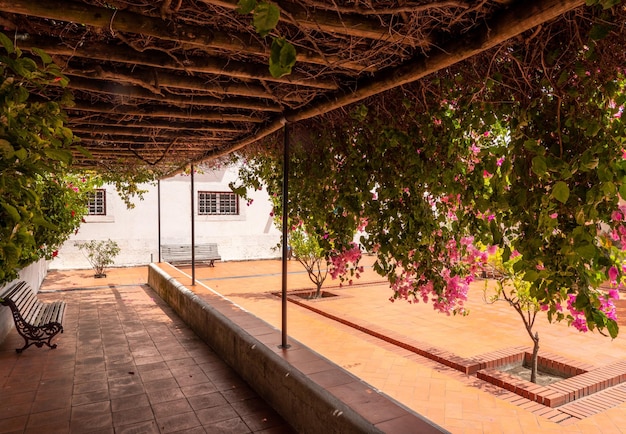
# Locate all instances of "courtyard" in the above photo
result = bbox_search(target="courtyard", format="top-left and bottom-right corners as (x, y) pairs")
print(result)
(2, 257), (625, 433)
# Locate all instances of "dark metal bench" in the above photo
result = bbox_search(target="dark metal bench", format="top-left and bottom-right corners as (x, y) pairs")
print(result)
(161, 243), (222, 267)
(0, 281), (65, 353)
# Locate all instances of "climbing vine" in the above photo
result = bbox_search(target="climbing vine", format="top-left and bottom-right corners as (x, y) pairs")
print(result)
(233, 4), (626, 337)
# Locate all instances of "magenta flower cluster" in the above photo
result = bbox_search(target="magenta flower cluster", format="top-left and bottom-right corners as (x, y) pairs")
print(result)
(328, 243), (364, 285)
(389, 237), (492, 316)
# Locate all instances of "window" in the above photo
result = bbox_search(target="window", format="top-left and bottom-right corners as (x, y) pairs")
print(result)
(87, 189), (106, 215)
(198, 191), (238, 215)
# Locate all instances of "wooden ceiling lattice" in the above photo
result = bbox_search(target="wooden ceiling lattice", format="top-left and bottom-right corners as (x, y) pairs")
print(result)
(0, 0), (590, 173)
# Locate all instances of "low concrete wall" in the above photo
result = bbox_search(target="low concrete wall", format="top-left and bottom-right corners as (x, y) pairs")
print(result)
(0, 259), (48, 344)
(148, 264), (387, 434)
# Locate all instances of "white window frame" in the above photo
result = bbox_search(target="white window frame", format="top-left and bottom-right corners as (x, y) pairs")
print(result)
(87, 189), (106, 215)
(83, 188), (115, 223)
(198, 191), (239, 216)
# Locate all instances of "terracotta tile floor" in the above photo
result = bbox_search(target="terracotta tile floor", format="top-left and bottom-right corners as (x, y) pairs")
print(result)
(0, 276), (294, 434)
(7, 257), (626, 433)
(176, 257), (626, 434)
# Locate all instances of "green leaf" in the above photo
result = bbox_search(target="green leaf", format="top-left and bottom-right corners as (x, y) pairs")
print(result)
(0, 139), (14, 159)
(552, 181), (570, 203)
(269, 37), (296, 78)
(0, 32), (14, 54)
(607, 319), (619, 339)
(619, 183), (626, 200)
(600, 0), (622, 9)
(602, 181), (616, 196)
(1, 202), (21, 223)
(575, 242), (596, 259)
(589, 24), (610, 41)
(236, 0), (257, 14)
(253, 2), (280, 37)
(14, 147), (27, 161)
(31, 47), (53, 65)
(43, 148), (73, 165)
(524, 269), (540, 282)
(531, 156), (547, 176)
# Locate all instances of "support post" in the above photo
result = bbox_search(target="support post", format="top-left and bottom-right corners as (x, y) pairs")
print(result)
(280, 123), (290, 349)
(157, 179), (161, 263)
(191, 164), (196, 286)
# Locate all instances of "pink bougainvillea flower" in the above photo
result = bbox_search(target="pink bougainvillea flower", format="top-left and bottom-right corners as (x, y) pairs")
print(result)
(496, 157), (505, 167)
(483, 131), (490, 137)
(567, 294), (589, 332)
(536, 263), (545, 270)
(470, 144), (480, 155)
(612, 211), (623, 222)
(609, 266), (619, 283)
(609, 289), (620, 300)
(483, 170), (492, 179)
(622, 149), (626, 160)
(612, 229), (620, 241)
(549, 213), (558, 219)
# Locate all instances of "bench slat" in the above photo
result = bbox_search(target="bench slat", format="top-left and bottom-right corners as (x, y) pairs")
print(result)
(16, 296), (41, 323)
(33, 302), (59, 327)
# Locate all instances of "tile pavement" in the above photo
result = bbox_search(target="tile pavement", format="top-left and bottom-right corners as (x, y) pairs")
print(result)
(5, 257), (626, 433)
(0, 277), (294, 434)
(181, 257), (626, 433)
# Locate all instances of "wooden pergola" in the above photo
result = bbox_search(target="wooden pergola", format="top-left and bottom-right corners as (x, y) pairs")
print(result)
(0, 0), (591, 173)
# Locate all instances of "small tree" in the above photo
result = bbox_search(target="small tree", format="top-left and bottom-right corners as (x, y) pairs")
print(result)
(75, 240), (120, 278)
(485, 250), (542, 383)
(290, 225), (328, 298)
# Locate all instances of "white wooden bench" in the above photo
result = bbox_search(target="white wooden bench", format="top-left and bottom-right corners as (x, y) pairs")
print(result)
(161, 243), (221, 267)
(0, 281), (65, 353)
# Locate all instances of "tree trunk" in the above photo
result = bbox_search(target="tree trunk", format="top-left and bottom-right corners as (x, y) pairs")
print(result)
(314, 282), (323, 299)
(530, 332), (540, 384)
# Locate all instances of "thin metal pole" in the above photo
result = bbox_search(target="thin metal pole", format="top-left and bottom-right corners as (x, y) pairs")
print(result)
(191, 164), (196, 286)
(157, 180), (162, 262)
(280, 123), (290, 349)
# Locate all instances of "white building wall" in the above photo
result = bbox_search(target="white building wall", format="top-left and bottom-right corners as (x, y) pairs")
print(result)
(50, 165), (281, 270)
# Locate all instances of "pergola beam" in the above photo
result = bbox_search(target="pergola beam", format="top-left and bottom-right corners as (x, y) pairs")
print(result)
(71, 126), (236, 138)
(77, 137), (226, 145)
(65, 77), (283, 112)
(201, 0), (436, 45)
(67, 102), (264, 123)
(69, 119), (241, 133)
(63, 67), (301, 103)
(17, 36), (339, 90)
